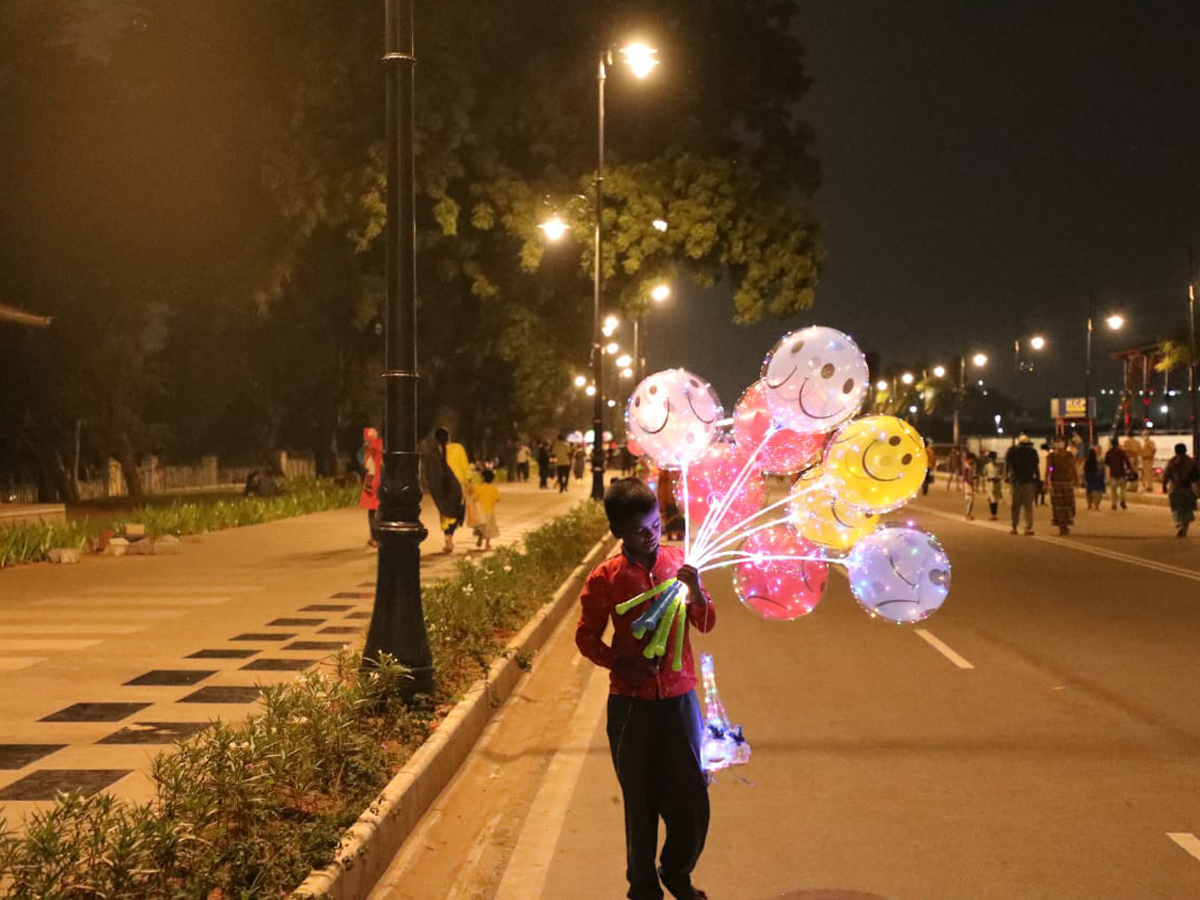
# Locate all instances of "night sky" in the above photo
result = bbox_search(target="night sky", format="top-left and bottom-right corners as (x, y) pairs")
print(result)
(653, 1), (1200, 427)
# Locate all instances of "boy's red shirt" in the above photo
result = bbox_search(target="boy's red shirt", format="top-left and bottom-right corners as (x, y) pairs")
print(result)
(575, 544), (716, 699)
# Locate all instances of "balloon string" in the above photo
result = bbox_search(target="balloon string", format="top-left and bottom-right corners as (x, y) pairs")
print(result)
(689, 429), (772, 563)
(690, 482), (816, 569)
(698, 553), (838, 574)
(692, 508), (799, 569)
(682, 458), (691, 557)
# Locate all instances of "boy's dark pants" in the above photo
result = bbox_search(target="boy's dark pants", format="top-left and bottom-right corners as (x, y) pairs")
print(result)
(606, 691), (709, 900)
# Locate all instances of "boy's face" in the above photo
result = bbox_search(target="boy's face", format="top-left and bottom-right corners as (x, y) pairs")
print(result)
(614, 508), (661, 559)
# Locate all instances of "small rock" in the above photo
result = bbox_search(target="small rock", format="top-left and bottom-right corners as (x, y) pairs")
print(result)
(153, 535), (181, 555)
(103, 537), (129, 557)
(47, 547), (80, 564)
(124, 523), (146, 539)
(126, 540), (154, 556)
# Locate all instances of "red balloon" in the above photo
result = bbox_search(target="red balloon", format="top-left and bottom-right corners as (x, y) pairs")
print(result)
(627, 433), (645, 457)
(732, 381), (826, 475)
(733, 525), (827, 621)
(684, 440), (765, 542)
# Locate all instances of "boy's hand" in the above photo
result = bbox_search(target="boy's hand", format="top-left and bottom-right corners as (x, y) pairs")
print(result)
(676, 564), (704, 608)
(613, 654), (657, 686)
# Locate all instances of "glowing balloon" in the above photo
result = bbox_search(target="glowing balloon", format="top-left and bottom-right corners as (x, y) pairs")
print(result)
(732, 380), (826, 474)
(626, 433), (645, 457)
(788, 482), (878, 552)
(846, 524), (951, 624)
(626, 368), (723, 468)
(684, 440), (765, 540)
(732, 525), (827, 621)
(823, 415), (929, 514)
(760, 327), (870, 434)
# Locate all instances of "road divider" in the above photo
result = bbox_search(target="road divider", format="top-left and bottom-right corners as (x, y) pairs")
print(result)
(914, 629), (974, 669)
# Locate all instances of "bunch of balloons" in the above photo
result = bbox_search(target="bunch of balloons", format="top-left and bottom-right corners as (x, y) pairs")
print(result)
(623, 325), (952, 626)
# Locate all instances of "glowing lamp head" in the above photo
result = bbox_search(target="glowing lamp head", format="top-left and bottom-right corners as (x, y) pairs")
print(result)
(651, 284), (671, 303)
(621, 367), (634, 378)
(605, 341), (620, 355)
(603, 314), (620, 336)
(538, 216), (568, 242)
(620, 42), (659, 79)
(972, 352), (988, 368)
(616, 354), (632, 368)
(652, 219), (668, 232)
(1029, 335), (1046, 350)
(932, 365), (946, 378)
(900, 372), (915, 385)
(573, 375), (587, 388)
(1105, 314), (1125, 331)
(876, 380), (889, 392)
(585, 384), (597, 397)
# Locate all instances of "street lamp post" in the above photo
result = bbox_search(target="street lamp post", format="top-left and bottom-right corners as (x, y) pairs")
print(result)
(363, 0), (434, 697)
(1086, 292), (1125, 443)
(1189, 248), (1199, 453)
(952, 352), (987, 448)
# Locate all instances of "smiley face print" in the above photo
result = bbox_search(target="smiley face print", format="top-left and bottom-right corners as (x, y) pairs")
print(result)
(760, 327), (870, 435)
(626, 368), (724, 468)
(846, 524), (951, 624)
(823, 415), (928, 514)
(787, 482), (879, 552)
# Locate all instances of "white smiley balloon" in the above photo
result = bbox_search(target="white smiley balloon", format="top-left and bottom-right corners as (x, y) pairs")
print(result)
(761, 326), (870, 434)
(626, 368), (724, 469)
(846, 524), (951, 624)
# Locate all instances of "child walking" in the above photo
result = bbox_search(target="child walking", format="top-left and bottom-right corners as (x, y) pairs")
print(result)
(576, 477), (715, 900)
(962, 451), (977, 520)
(472, 468), (500, 550)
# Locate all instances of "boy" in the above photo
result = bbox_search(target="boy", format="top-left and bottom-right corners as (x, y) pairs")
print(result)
(472, 468), (500, 550)
(576, 477), (716, 900)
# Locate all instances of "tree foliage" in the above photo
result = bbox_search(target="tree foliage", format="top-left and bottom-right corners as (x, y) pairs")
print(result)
(0, 0), (821, 497)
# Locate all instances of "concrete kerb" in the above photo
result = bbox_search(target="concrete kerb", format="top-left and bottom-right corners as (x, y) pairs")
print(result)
(292, 535), (616, 900)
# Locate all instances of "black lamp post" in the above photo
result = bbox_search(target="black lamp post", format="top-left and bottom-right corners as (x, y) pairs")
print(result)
(362, 0), (434, 698)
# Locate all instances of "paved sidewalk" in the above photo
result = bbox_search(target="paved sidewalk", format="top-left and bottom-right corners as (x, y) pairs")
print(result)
(0, 474), (592, 826)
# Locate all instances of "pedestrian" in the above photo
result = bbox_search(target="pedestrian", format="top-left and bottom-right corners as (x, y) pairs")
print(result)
(1083, 447), (1106, 510)
(420, 426), (469, 553)
(923, 440), (936, 495)
(1122, 432), (1143, 492)
(1046, 436), (1078, 535)
(472, 468), (501, 550)
(537, 441), (551, 489)
(1036, 442), (1051, 506)
(945, 445), (962, 491)
(1104, 437), (1130, 510)
(1069, 431), (1085, 480)
(984, 450), (1003, 519)
(1163, 442), (1199, 537)
(1005, 433), (1040, 535)
(516, 441), (531, 482)
(553, 433), (573, 493)
(1140, 430), (1157, 492)
(961, 451), (977, 520)
(573, 443), (587, 481)
(576, 477), (716, 900)
(358, 427), (384, 547)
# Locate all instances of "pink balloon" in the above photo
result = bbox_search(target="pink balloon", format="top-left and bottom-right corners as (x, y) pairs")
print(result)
(684, 440), (765, 540)
(733, 381), (826, 475)
(733, 525), (827, 621)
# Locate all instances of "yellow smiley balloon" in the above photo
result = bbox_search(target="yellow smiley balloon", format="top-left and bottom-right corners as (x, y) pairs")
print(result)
(787, 482), (879, 552)
(823, 415), (928, 514)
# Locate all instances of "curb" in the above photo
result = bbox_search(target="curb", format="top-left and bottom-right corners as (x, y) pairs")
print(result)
(292, 535), (615, 900)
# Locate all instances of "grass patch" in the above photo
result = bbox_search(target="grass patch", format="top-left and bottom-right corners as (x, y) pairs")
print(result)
(0, 478), (358, 569)
(0, 500), (610, 898)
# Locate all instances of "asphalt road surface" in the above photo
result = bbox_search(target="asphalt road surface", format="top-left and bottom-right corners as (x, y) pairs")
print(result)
(372, 483), (1200, 900)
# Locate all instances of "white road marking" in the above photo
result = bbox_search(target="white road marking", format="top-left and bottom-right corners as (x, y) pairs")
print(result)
(0, 639), (102, 651)
(914, 629), (975, 669)
(33, 597), (230, 607)
(0, 657), (48, 671)
(919, 506), (1200, 583)
(0, 610), (184, 621)
(84, 585), (260, 594)
(1167, 832), (1200, 862)
(494, 661), (609, 900)
(444, 811), (505, 900)
(0, 625), (144, 635)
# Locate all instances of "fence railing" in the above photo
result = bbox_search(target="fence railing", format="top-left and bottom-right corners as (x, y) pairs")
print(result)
(2, 452), (317, 504)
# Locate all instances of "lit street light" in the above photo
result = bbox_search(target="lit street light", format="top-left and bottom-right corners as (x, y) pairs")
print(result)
(615, 353), (632, 368)
(932, 365), (946, 378)
(605, 341), (620, 355)
(652, 219), (668, 232)
(900, 372), (915, 385)
(538, 215), (568, 242)
(1030, 335), (1046, 350)
(953, 351), (988, 447)
(1086, 292), (1126, 442)
(651, 284), (671, 302)
(972, 352), (989, 368)
(875, 379), (889, 391)
(1105, 314), (1126, 331)
(574, 374), (587, 388)
(585, 384), (597, 396)
(634, 281), (671, 384)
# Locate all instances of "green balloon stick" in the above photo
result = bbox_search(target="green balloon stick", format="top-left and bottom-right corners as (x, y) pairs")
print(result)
(616, 578), (677, 616)
(644, 595), (679, 659)
(671, 592), (687, 671)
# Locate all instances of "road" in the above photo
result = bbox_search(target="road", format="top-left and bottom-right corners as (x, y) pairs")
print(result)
(0, 474), (588, 826)
(371, 482), (1200, 900)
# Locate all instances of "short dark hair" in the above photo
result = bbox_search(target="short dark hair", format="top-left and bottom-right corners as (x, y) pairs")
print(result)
(603, 477), (658, 532)
(481, 468), (495, 483)
(1176, 443), (1189, 455)
(434, 427), (449, 444)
